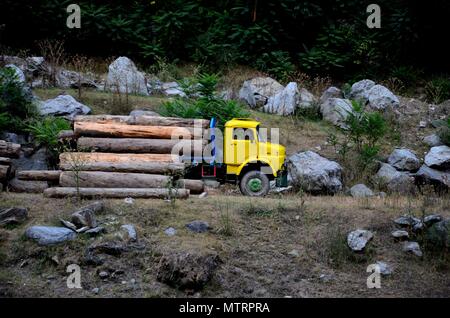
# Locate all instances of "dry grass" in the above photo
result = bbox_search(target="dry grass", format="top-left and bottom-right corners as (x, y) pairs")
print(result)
(0, 192), (448, 298)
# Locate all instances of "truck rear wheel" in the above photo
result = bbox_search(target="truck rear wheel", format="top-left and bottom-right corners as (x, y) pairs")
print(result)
(239, 170), (270, 196)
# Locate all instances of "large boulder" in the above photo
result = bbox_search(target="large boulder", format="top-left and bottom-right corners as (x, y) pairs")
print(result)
(375, 163), (402, 183)
(386, 174), (416, 195)
(319, 86), (343, 104)
(56, 69), (98, 89)
(106, 57), (149, 96)
(424, 145), (450, 170)
(38, 94), (91, 119)
(415, 165), (450, 188)
(423, 134), (443, 147)
(287, 151), (343, 194)
(350, 80), (399, 110)
(0, 207), (28, 226)
(320, 98), (353, 128)
(264, 82), (298, 115)
(425, 219), (450, 249)
(25, 226), (76, 245)
(239, 77), (284, 108)
(387, 148), (421, 171)
(298, 87), (317, 109)
(5, 64), (26, 83)
(157, 252), (221, 291)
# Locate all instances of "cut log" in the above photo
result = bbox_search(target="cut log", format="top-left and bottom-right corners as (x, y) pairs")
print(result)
(0, 157), (12, 165)
(18, 170), (62, 181)
(74, 122), (204, 139)
(77, 137), (206, 154)
(59, 152), (180, 167)
(59, 171), (204, 193)
(57, 130), (76, 140)
(0, 140), (21, 158)
(44, 187), (190, 199)
(60, 161), (184, 174)
(0, 165), (10, 180)
(75, 115), (210, 128)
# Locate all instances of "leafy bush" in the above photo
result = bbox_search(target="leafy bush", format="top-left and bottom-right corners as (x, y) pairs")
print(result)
(0, 67), (37, 132)
(27, 117), (71, 163)
(425, 77), (450, 104)
(159, 73), (249, 130)
(254, 51), (295, 83)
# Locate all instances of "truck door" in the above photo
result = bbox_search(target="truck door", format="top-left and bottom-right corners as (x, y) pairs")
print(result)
(229, 127), (258, 165)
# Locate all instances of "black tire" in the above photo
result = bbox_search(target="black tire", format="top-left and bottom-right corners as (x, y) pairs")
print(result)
(239, 170), (270, 196)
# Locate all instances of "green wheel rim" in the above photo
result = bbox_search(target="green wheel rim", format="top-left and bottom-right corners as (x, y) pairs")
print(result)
(248, 178), (262, 192)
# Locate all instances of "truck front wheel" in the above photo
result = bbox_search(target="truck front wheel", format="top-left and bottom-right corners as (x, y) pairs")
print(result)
(239, 170), (270, 196)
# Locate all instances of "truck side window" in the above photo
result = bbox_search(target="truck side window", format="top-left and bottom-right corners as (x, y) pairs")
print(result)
(233, 128), (254, 141)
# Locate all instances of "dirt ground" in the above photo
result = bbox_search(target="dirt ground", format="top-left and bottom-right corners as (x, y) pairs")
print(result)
(0, 191), (449, 298)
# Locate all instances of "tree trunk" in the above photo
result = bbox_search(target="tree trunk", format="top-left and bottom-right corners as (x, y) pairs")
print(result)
(18, 170), (62, 181)
(75, 115), (210, 128)
(77, 137), (205, 154)
(44, 187), (190, 199)
(59, 161), (185, 175)
(59, 152), (180, 167)
(59, 171), (204, 193)
(0, 165), (10, 180)
(0, 140), (21, 158)
(0, 157), (12, 165)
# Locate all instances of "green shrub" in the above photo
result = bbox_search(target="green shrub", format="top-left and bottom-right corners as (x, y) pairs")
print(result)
(438, 117), (450, 146)
(254, 51), (295, 83)
(0, 67), (37, 132)
(159, 73), (249, 130)
(27, 117), (71, 164)
(425, 77), (450, 104)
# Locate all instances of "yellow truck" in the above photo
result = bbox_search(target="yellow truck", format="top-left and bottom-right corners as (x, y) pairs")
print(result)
(185, 118), (288, 196)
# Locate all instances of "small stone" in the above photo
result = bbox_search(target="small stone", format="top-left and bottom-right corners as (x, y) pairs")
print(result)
(91, 287), (99, 294)
(319, 274), (334, 282)
(130, 278), (136, 284)
(288, 249), (300, 257)
(76, 226), (90, 233)
(0, 207), (28, 226)
(419, 120), (427, 128)
(164, 227), (176, 236)
(124, 197), (135, 205)
(85, 226), (106, 236)
(51, 255), (60, 265)
(424, 214), (443, 226)
(198, 192), (208, 199)
(412, 221), (425, 232)
(391, 230), (409, 240)
(376, 261), (393, 276)
(394, 216), (421, 227)
(350, 184), (374, 198)
(60, 219), (77, 231)
(98, 271), (109, 279)
(347, 229), (373, 252)
(186, 220), (210, 233)
(403, 241), (423, 257)
(120, 224), (137, 242)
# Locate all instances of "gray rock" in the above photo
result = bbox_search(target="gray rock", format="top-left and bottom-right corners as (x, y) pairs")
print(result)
(376, 261), (393, 276)
(425, 219), (449, 249)
(38, 94), (91, 119)
(375, 163), (403, 183)
(56, 69), (98, 89)
(297, 87), (317, 109)
(0, 132), (27, 144)
(288, 249), (300, 257)
(156, 252), (221, 291)
(423, 134), (443, 147)
(106, 56), (149, 96)
(391, 230), (409, 240)
(8, 178), (49, 193)
(239, 77), (284, 108)
(164, 88), (186, 97)
(319, 86), (343, 104)
(88, 241), (125, 256)
(412, 221), (425, 232)
(347, 229), (373, 252)
(98, 271), (109, 279)
(366, 84), (400, 110)
(85, 226), (106, 236)
(288, 151), (343, 194)
(198, 192), (208, 199)
(386, 174), (416, 195)
(5, 64), (26, 83)
(186, 220), (210, 233)
(320, 98), (354, 128)
(415, 165), (450, 188)
(264, 82), (299, 115)
(424, 214), (443, 226)
(129, 110), (160, 117)
(161, 82), (179, 90)
(424, 145), (450, 170)
(349, 79), (376, 101)
(0, 207), (28, 226)
(60, 219), (77, 231)
(91, 287), (100, 294)
(402, 241), (423, 257)
(25, 226), (76, 245)
(350, 184), (374, 197)
(387, 148), (421, 171)
(394, 215), (421, 227)
(71, 202), (103, 229)
(120, 224), (137, 242)
(164, 227), (177, 236)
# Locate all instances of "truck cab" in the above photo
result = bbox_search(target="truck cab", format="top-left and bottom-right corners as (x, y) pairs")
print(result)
(218, 118), (287, 196)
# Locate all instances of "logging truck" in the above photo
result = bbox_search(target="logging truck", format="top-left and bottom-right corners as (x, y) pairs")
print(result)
(184, 118), (288, 196)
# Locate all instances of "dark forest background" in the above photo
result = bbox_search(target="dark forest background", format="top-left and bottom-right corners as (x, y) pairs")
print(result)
(1, 0), (449, 81)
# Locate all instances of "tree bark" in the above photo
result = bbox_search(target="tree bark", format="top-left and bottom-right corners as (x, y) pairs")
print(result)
(59, 161), (185, 174)
(0, 140), (21, 158)
(0, 165), (10, 180)
(0, 157), (12, 165)
(59, 152), (180, 167)
(75, 115), (210, 128)
(44, 187), (190, 199)
(18, 170), (62, 181)
(59, 171), (204, 193)
(77, 137), (205, 154)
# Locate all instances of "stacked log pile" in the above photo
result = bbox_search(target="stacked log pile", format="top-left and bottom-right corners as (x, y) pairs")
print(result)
(0, 140), (20, 188)
(18, 114), (208, 199)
